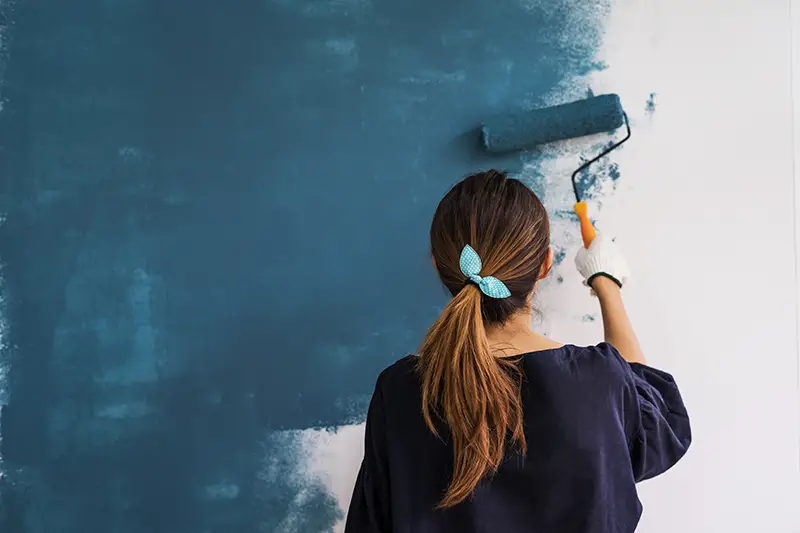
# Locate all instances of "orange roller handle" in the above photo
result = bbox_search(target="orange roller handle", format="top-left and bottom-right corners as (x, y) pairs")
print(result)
(574, 201), (596, 249)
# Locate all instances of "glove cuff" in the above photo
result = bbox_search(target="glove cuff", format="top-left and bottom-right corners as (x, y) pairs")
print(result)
(586, 272), (623, 289)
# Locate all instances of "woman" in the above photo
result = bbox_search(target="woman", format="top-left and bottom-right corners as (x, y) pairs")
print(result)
(345, 170), (691, 533)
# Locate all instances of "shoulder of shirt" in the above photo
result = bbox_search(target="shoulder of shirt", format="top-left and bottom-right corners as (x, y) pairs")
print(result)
(584, 342), (625, 361)
(540, 343), (632, 381)
(576, 342), (635, 385)
(374, 354), (418, 389)
(523, 342), (622, 362)
(576, 341), (628, 364)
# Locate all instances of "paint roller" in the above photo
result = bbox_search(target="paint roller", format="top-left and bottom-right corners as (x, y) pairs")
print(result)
(481, 94), (631, 248)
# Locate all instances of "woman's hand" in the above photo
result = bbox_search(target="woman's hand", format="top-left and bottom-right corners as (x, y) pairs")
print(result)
(574, 233), (631, 290)
(575, 234), (644, 364)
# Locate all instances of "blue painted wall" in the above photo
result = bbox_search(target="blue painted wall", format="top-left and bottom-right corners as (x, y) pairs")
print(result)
(0, 0), (608, 530)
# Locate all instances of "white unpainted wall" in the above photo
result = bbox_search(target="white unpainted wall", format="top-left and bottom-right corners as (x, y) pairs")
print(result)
(286, 1), (800, 531)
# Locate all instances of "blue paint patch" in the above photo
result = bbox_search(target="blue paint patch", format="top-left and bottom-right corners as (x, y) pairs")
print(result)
(257, 431), (343, 531)
(574, 168), (598, 200)
(573, 140), (623, 201)
(589, 61), (608, 72)
(551, 208), (577, 221)
(608, 162), (620, 182)
(553, 247), (567, 266)
(516, 156), (551, 199)
(645, 92), (657, 114)
(0, 0), (614, 529)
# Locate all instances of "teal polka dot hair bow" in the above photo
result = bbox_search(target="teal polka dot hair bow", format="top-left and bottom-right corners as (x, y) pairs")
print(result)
(459, 245), (511, 299)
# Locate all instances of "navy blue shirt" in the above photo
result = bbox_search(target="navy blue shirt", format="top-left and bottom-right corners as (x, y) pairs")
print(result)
(345, 343), (691, 533)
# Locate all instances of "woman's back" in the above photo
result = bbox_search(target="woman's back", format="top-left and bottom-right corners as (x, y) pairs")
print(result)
(345, 171), (691, 532)
(347, 343), (690, 533)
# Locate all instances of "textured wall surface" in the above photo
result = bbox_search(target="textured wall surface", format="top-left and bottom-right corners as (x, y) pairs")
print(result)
(1, 0), (799, 532)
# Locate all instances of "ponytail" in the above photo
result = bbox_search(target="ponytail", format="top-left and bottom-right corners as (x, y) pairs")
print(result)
(417, 283), (526, 508)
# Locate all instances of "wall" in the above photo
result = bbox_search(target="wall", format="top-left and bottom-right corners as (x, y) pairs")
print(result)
(0, 0), (798, 532)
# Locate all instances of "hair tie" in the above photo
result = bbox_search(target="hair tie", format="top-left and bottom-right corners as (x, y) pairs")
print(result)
(459, 245), (511, 299)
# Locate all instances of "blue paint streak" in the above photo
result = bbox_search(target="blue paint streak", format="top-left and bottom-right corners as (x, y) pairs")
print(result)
(0, 0), (612, 530)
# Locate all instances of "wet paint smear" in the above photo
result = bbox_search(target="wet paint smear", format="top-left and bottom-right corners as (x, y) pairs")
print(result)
(0, 0), (613, 531)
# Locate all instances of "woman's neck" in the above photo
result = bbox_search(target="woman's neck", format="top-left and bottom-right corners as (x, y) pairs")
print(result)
(485, 311), (562, 357)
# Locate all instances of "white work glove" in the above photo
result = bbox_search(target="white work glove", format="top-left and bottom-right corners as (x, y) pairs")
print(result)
(574, 233), (631, 290)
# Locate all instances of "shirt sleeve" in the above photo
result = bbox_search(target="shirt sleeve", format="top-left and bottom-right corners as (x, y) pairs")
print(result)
(345, 374), (392, 533)
(601, 343), (692, 482)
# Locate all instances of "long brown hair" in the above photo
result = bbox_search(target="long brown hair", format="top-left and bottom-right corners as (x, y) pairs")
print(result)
(417, 170), (551, 508)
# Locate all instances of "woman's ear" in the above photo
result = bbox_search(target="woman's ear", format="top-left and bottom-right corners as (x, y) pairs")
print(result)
(539, 248), (554, 279)
(431, 255), (438, 273)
